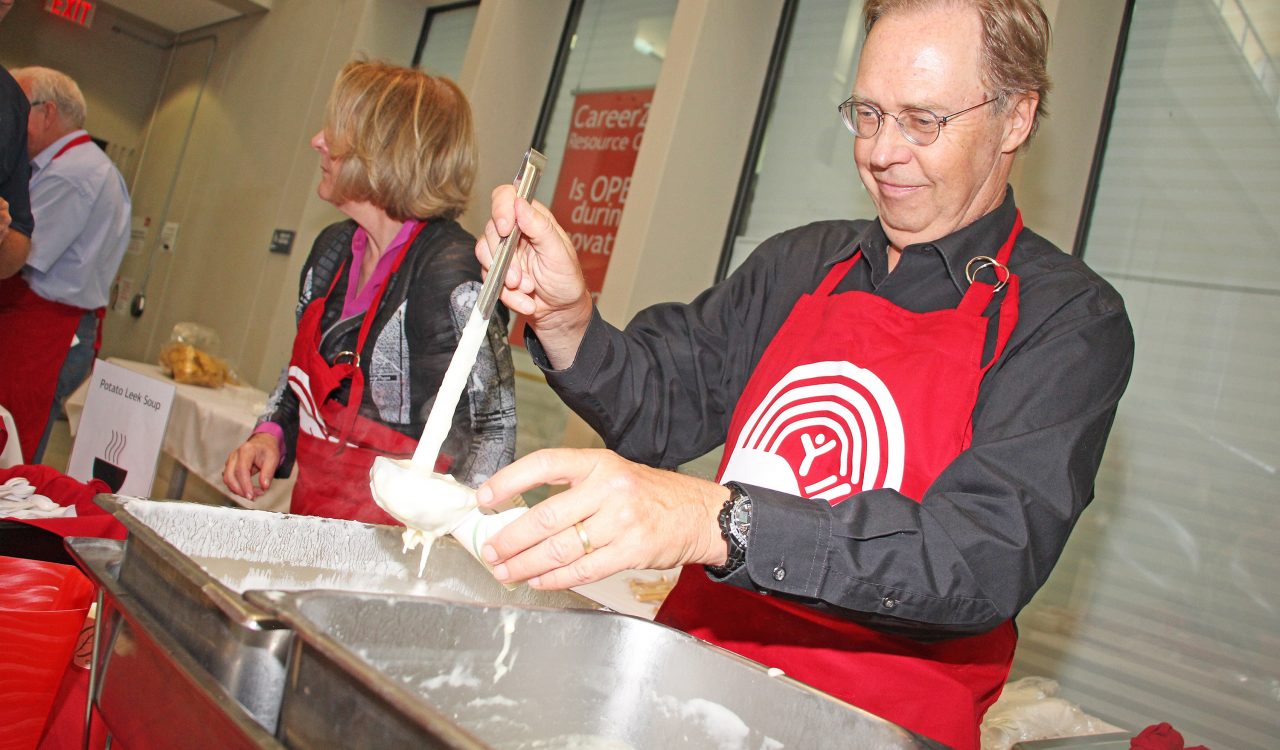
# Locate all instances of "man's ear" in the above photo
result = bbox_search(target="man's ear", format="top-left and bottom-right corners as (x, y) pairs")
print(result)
(1001, 92), (1039, 153)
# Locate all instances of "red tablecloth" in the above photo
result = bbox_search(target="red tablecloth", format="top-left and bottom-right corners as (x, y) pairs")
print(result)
(1, 464), (125, 539)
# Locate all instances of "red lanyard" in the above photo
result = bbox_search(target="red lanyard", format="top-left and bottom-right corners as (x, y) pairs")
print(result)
(51, 134), (93, 161)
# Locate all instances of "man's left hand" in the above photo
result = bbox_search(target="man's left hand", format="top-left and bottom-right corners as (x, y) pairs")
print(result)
(476, 449), (731, 589)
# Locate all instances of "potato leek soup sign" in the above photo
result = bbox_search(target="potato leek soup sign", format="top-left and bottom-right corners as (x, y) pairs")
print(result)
(68, 358), (174, 496)
(511, 88), (653, 346)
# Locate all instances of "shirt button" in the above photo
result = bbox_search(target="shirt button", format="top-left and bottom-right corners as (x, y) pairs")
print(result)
(772, 566), (786, 581)
(882, 596), (898, 609)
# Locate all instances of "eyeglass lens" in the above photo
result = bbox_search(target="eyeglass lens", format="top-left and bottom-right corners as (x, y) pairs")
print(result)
(839, 100), (941, 146)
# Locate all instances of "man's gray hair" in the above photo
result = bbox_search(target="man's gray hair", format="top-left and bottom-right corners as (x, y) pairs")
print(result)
(11, 66), (88, 129)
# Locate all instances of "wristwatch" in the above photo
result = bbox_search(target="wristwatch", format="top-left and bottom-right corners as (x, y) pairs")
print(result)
(712, 482), (751, 574)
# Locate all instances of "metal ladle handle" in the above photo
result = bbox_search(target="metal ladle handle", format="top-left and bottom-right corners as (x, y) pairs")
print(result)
(475, 148), (547, 321)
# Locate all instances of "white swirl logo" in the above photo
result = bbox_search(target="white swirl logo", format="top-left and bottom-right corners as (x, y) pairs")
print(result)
(720, 361), (904, 500)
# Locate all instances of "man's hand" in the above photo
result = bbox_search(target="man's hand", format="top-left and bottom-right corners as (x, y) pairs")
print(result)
(476, 186), (593, 369)
(476, 449), (732, 589)
(222, 433), (282, 500)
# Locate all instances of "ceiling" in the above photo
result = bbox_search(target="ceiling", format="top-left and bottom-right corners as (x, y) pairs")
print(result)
(102, 0), (271, 35)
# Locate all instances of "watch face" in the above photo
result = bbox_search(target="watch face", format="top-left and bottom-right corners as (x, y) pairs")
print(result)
(730, 498), (751, 542)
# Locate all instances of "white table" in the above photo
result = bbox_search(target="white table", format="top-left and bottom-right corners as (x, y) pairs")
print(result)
(66, 358), (294, 511)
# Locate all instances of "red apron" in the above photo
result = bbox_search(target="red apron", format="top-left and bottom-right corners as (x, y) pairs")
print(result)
(657, 214), (1025, 750)
(286, 222), (449, 523)
(0, 135), (99, 463)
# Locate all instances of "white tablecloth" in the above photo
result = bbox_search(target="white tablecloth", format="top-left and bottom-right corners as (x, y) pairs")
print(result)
(66, 358), (294, 511)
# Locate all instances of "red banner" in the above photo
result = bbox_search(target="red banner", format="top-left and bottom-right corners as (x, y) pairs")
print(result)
(510, 88), (654, 346)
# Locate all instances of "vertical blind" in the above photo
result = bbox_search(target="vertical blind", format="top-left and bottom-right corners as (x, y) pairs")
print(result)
(1010, 1), (1280, 747)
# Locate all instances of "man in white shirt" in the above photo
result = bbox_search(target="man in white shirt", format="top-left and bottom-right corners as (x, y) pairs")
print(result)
(0, 66), (130, 462)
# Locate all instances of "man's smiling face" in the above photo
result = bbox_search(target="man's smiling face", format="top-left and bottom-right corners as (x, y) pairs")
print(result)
(853, 4), (1029, 251)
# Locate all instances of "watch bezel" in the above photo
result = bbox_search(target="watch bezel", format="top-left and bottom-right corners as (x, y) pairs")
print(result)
(713, 483), (750, 574)
(728, 494), (752, 547)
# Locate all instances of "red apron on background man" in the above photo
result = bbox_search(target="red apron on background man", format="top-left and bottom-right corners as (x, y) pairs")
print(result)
(657, 216), (1025, 750)
(285, 222), (447, 523)
(0, 135), (99, 463)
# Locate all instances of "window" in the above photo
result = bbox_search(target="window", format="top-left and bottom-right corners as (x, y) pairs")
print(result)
(720, 0), (873, 278)
(512, 0), (678, 498)
(412, 2), (479, 81)
(1010, 3), (1280, 747)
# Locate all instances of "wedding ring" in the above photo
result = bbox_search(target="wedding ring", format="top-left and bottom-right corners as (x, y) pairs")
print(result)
(574, 521), (594, 555)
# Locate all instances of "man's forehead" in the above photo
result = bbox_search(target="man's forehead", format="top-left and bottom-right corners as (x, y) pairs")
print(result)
(854, 5), (985, 103)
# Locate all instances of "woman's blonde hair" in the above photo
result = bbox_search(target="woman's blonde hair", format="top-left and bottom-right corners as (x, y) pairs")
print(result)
(323, 60), (477, 220)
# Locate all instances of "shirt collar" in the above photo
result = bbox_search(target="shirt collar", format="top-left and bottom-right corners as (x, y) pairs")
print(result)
(821, 187), (1020, 294)
(31, 129), (89, 172)
(350, 218), (421, 262)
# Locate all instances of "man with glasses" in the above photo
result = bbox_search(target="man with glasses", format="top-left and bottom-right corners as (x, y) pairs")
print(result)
(475, 1), (1132, 747)
(0, 67), (130, 463)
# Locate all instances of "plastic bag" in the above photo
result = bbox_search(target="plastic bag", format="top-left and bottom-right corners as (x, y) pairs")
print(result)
(158, 322), (239, 388)
(980, 676), (1114, 750)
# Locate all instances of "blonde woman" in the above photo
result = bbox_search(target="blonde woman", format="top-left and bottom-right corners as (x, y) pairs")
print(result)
(225, 61), (515, 522)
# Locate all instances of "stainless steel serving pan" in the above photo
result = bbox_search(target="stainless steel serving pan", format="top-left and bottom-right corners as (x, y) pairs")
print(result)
(256, 589), (948, 750)
(65, 537), (284, 750)
(95, 495), (594, 733)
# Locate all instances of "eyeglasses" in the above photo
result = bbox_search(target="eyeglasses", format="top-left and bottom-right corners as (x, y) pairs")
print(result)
(838, 95), (998, 146)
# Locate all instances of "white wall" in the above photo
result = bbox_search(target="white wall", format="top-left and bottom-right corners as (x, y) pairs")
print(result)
(0, 2), (171, 182)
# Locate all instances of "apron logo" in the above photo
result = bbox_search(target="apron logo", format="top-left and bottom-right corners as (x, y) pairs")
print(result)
(721, 360), (905, 501)
(288, 365), (330, 440)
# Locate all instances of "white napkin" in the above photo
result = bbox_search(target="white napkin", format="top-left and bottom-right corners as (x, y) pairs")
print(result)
(0, 477), (77, 519)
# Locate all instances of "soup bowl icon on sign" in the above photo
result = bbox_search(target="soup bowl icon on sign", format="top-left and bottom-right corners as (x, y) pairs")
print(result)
(92, 457), (127, 492)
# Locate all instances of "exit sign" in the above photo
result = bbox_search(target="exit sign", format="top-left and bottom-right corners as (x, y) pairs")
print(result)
(44, 0), (95, 28)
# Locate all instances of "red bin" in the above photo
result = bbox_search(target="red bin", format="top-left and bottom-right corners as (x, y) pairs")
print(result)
(0, 555), (95, 750)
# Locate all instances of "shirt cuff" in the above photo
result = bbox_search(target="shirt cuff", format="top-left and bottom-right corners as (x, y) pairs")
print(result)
(252, 421), (286, 456)
(714, 483), (832, 598)
(525, 307), (609, 390)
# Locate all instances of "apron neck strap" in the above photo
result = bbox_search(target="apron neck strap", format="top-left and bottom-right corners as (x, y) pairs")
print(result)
(52, 134), (93, 161)
(957, 210), (1022, 316)
(955, 210), (1023, 371)
(815, 252), (861, 297)
(336, 220), (429, 443)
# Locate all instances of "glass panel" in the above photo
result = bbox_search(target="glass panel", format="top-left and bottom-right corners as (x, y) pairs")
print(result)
(684, 0), (873, 479)
(723, 0), (873, 276)
(415, 4), (479, 82)
(532, 0), (674, 211)
(514, 0), (677, 501)
(1011, 2), (1280, 747)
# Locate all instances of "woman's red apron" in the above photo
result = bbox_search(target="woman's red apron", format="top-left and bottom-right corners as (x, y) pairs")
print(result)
(0, 134), (98, 462)
(286, 222), (447, 523)
(656, 214), (1025, 750)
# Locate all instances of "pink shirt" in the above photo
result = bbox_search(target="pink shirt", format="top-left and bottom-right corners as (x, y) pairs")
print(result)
(254, 220), (422, 450)
(342, 220), (420, 317)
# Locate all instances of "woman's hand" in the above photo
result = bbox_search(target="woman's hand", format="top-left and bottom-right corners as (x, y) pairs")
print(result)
(476, 186), (593, 369)
(222, 432), (282, 500)
(475, 449), (731, 589)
